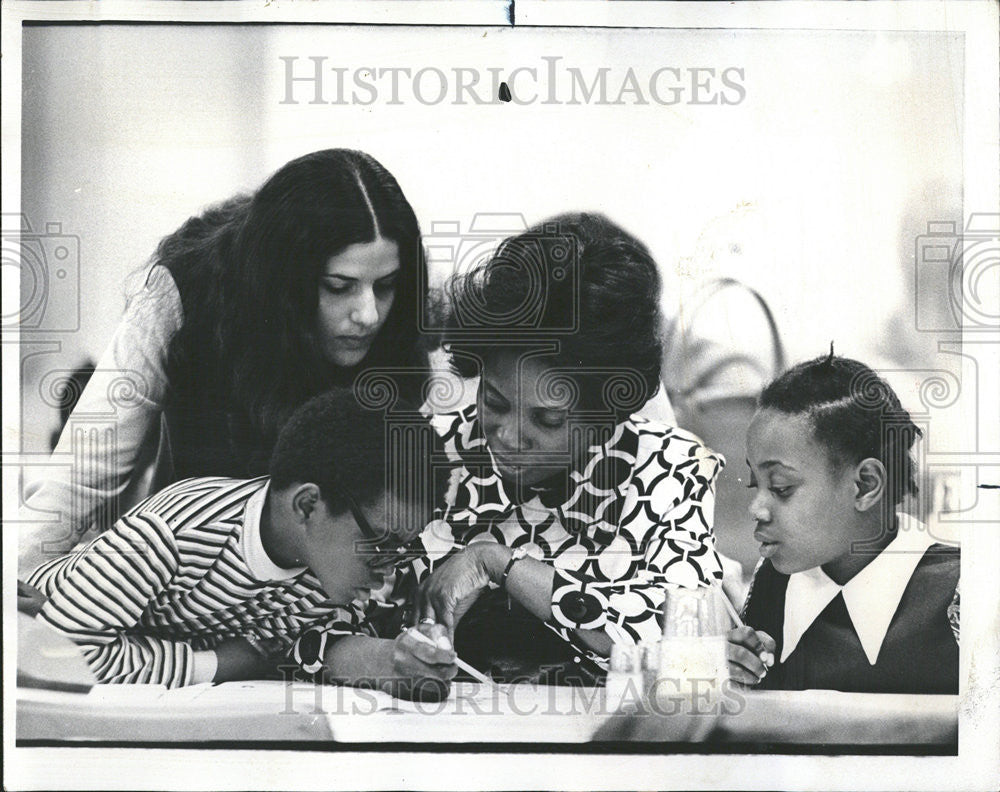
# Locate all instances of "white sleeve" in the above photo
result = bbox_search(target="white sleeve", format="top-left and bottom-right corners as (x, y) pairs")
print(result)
(190, 650), (219, 684)
(19, 266), (183, 576)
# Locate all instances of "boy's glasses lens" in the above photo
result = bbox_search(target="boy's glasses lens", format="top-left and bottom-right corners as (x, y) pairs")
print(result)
(345, 494), (420, 568)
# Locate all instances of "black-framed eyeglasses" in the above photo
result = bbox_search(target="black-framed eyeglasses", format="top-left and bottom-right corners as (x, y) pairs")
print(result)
(344, 493), (424, 570)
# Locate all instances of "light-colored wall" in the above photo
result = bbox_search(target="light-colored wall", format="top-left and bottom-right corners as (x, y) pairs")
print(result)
(19, 25), (963, 451)
(20, 25), (273, 452)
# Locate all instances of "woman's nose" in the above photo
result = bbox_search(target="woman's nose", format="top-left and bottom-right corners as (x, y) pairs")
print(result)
(350, 288), (379, 327)
(494, 419), (530, 452)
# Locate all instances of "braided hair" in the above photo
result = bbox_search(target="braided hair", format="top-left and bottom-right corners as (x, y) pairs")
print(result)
(759, 350), (922, 506)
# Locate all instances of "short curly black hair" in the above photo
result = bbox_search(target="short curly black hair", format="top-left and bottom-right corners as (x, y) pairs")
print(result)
(441, 213), (663, 421)
(269, 388), (442, 517)
(759, 354), (922, 507)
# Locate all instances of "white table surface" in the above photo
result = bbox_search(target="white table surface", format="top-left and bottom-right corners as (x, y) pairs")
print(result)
(16, 680), (958, 748)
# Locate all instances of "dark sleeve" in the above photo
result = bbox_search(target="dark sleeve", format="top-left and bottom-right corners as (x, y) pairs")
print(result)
(947, 580), (959, 645)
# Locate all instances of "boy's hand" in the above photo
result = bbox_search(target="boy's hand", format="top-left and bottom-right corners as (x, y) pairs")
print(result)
(727, 626), (776, 686)
(213, 636), (286, 682)
(386, 622), (457, 701)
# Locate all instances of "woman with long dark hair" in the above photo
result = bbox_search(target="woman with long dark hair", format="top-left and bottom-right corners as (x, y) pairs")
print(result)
(19, 149), (430, 576)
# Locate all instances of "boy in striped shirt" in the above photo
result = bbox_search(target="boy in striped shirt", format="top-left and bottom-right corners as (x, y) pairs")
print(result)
(26, 390), (457, 699)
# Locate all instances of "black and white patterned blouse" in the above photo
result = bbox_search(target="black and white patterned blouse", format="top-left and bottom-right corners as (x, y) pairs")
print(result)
(416, 405), (724, 666)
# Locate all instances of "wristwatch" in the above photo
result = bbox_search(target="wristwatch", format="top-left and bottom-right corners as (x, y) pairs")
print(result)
(500, 546), (528, 594)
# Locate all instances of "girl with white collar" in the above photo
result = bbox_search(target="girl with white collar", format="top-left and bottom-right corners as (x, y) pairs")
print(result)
(728, 352), (959, 694)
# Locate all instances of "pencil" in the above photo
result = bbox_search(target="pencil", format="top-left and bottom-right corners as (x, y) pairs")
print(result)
(719, 585), (746, 629)
(406, 627), (494, 687)
(717, 586), (774, 668)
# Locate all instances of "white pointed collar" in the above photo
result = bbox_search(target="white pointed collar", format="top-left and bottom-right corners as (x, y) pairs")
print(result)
(781, 514), (938, 666)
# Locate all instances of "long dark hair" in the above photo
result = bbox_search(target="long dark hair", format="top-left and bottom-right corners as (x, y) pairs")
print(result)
(156, 149), (429, 451)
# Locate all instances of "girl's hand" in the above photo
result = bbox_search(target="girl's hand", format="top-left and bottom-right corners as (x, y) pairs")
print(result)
(416, 545), (498, 636)
(727, 626), (776, 686)
(386, 623), (458, 701)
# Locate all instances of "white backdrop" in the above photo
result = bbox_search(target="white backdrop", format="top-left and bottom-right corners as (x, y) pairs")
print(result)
(19, 24), (964, 450)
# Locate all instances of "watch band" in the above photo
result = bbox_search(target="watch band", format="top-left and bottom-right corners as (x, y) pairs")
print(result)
(500, 546), (528, 594)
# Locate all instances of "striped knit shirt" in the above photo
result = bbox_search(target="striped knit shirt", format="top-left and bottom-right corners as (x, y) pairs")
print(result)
(27, 476), (374, 688)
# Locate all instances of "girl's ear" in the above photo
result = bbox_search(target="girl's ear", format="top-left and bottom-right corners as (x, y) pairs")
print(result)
(854, 458), (886, 512)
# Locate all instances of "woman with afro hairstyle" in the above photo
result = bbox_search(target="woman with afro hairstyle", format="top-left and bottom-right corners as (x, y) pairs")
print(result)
(413, 213), (724, 683)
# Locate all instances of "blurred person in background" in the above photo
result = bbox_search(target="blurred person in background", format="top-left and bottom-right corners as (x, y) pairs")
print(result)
(661, 206), (786, 589)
